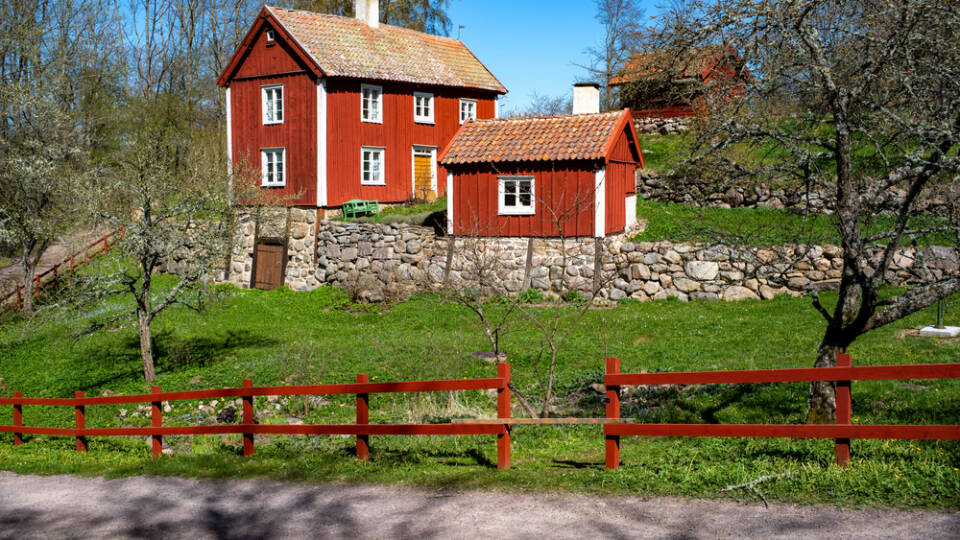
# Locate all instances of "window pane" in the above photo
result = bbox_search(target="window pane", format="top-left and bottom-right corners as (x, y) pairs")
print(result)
(520, 193), (531, 206)
(504, 194), (516, 207)
(505, 180), (516, 194)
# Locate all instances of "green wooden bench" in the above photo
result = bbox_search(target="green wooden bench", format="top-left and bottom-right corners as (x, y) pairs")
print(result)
(342, 199), (379, 218)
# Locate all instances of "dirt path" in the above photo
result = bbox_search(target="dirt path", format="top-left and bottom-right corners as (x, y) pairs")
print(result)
(0, 472), (956, 539)
(0, 230), (106, 295)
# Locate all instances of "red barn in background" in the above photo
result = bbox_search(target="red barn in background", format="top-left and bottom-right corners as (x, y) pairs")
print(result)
(609, 46), (751, 119)
(440, 87), (644, 238)
(217, 1), (506, 212)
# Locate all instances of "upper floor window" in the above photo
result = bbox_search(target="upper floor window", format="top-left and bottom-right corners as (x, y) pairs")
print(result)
(266, 29), (276, 42)
(460, 99), (477, 124)
(414, 92), (434, 124)
(361, 146), (385, 185)
(262, 85), (283, 124)
(498, 176), (535, 215)
(261, 148), (286, 187)
(361, 84), (383, 123)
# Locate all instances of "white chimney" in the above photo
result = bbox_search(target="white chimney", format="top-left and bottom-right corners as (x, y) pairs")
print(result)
(573, 82), (600, 115)
(355, 0), (379, 29)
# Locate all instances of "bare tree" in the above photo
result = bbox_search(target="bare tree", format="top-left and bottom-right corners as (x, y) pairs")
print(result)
(647, 0), (960, 422)
(582, 0), (644, 111)
(506, 91), (573, 118)
(281, 0), (453, 35)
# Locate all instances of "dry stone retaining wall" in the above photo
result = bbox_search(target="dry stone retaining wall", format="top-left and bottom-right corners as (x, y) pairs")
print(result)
(221, 213), (958, 303)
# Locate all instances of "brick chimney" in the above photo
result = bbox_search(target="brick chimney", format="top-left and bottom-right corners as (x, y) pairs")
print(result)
(355, 0), (379, 29)
(573, 82), (601, 115)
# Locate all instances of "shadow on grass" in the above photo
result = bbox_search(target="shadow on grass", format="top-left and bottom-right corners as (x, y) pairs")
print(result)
(55, 329), (280, 396)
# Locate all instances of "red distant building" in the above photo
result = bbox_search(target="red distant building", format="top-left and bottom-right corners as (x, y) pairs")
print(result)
(218, 1), (506, 211)
(440, 87), (644, 238)
(609, 46), (751, 119)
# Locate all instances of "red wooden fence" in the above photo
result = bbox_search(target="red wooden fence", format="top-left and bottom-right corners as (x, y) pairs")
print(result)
(0, 362), (512, 469)
(1, 228), (124, 314)
(603, 355), (960, 469)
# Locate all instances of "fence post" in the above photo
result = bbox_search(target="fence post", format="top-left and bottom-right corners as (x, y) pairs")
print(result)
(13, 391), (22, 446)
(151, 386), (163, 458)
(835, 353), (852, 467)
(605, 357), (621, 469)
(242, 379), (254, 457)
(356, 374), (369, 461)
(75, 391), (86, 452)
(497, 362), (511, 470)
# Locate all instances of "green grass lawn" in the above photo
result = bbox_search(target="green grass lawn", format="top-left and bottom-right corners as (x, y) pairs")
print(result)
(0, 283), (957, 508)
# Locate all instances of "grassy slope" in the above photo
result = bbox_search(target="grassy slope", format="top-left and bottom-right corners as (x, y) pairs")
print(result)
(0, 283), (957, 508)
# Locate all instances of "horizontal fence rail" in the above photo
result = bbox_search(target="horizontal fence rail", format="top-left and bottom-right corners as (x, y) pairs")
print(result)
(603, 355), (960, 469)
(1, 228), (124, 314)
(1, 362), (513, 469)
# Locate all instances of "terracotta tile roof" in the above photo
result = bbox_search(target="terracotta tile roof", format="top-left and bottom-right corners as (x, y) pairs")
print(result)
(609, 46), (746, 86)
(266, 6), (506, 93)
(440, 111), (627, 165)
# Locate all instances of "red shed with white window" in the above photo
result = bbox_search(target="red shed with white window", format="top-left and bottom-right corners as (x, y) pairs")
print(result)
(439, 106), (644, 238)
(217, 1), (506, 210)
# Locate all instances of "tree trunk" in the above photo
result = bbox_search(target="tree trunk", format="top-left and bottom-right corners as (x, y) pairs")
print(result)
(806, 341), (845, 424)
(20, 250), (37, 315)
(138, 308), (156, 382)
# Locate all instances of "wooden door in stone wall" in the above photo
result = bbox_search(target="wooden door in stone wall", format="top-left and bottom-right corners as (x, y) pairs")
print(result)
(252, 239), (286, 290)
(414, 148), (436, 201)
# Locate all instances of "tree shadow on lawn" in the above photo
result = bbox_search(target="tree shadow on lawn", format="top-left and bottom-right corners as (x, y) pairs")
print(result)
(60, 329), (279, 395)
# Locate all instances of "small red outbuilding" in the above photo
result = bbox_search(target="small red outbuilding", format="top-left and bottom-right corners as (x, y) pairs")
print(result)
(439, 108), (644, 238)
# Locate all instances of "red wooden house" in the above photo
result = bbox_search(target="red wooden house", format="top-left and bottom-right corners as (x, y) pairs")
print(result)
(217, 1), (506, 211)
(609, 46), (751, 119)
(440, 88), (644, 238)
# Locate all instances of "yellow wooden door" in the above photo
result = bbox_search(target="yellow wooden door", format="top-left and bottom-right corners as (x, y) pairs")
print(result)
(414, 152), (435, 201)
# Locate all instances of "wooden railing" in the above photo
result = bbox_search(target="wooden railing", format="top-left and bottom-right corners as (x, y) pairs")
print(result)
(603, 355), (960, 468)
(1, 228), (124, 314)
(0, 363), (513, 468)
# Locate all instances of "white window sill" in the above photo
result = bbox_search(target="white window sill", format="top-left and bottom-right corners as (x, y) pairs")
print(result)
(362, 118), (383, 124)
(261, 183), (286, 188)
(263, 120), (283, 126)
(415, 118), (435, 125)
(498, 209), (535, 216)
(361, 182), (386, 187)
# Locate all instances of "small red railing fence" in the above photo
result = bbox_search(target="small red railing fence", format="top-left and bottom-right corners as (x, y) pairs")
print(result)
(603, 355), (960, 468)
(2, 356), (958, 470)
(0, 363), (512, 469)
(1, 228), (124, 314)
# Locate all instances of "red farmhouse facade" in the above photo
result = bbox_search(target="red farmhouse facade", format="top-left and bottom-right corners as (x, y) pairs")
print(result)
(439, 107), (644, 238)
(218, 1), (506, 210)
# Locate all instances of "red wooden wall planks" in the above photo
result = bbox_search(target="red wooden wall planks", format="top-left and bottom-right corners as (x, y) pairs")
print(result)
(325, 79), (496, 206)
(452, 161), (598, 237)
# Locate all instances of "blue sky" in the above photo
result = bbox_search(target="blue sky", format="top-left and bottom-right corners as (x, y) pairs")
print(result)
(447, 0), (665, 114)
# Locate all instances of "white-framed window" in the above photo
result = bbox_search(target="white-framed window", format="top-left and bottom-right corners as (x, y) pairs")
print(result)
(262, 85), (283, 124)
(498, 176), (535, 215)
(460, 98), (477, 124)
(413, 92), (434, 124)
(361, 84), (382, 123)
(361, 146), (385, 185)
(261, 148), (286, 187)
(266, 29), (276, 41)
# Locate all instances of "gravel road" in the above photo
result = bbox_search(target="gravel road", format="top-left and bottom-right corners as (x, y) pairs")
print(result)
(0, 472), (957, 539)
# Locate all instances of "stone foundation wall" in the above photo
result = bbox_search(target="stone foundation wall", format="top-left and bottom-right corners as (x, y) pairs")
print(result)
(633, 116), (691, 135)
(638, 170), (958, 216)
(215, 214), (958, 303)
(229, 207), (320, 291)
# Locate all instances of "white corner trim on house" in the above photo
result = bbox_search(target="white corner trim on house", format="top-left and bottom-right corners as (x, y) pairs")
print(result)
(625, 194), (637, 229)
(446, 172), (454, 233)
(226, 87), (233, 203)
(317, 79), (328, 207)
(594, 168), (606, 238)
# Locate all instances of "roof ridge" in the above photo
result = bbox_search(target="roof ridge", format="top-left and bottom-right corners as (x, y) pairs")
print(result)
(472, 111), (621, 123)
(265, 4), (460, 42)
